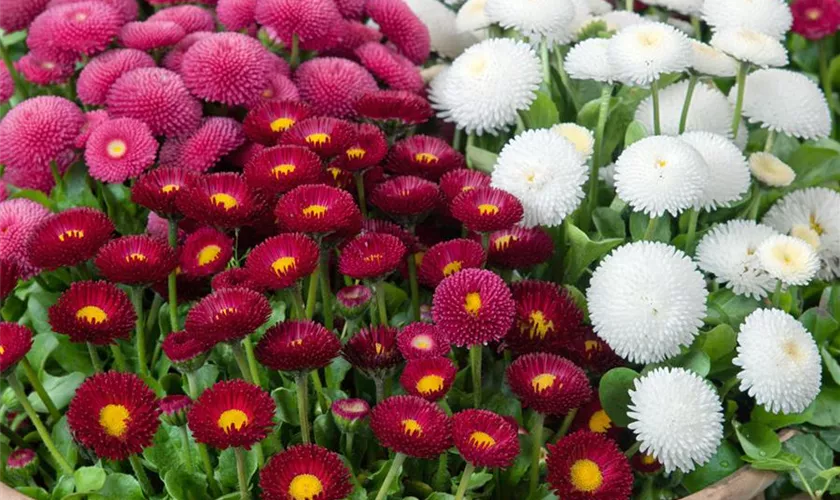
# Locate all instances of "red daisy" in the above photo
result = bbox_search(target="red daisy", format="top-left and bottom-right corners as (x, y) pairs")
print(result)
(188, 379), (275, 450)
(243, 100), (313, 146)
(48, 281), (136, 345)
(66, 371), (161, 460)
(506, 353), (592, 416)
(571, 399), (623, 442)
(132, 167), (199, 216)
(244, 145), (323, 198)
(342, 325), (403, 378)
(400, 357), (457, 402)
(5, 448), (38, 483)
(282, 116), (356, 158)
(0, 323), (33, 375)
(360, 218), (420, 252)
(0, 0), (49, 33)
(335, 285), (373, 319)
(355, 42), (424, 94)
(432, 268), (515, 347)
(452, 409), (520, 468)
(0, 199), (51, 278)
(160, 394), (192, 427)
(211, 268), (265, 293)
(216, 0), (256, 31)
(245, 233), (320, 291)
(95, 235), (177, 285)
(275, 184), (362, 236)
(389, 137), (466, 182)
(254, 0), (342, 51)
(506, 280), (585, 356)
(75, 110), (110, 149)
(162, 330), (211, 372)
(250, 73), (301, 109)
(159, 117), (245, 173)
(0, 258), (20, 301)
(338, 232), (407, 280)
(106, 68), (202, 138)
(84, 117), (158, 183)
(179, 227), (233, 277)
(370, 395), (451, 458)
(161, 31), (213, 73)
(27, 208), (114, 270)
(365, 0), (430, 64)
(181, 32), (271, 106)
(333, 123), (387, 173)
(546, 431), (634, 500)
(397, 322), (450, 360)
(355, 90), (432, 125)
(370, 175), (440, 222)
(331, 398), (370, 430)
(575, 328), (624, 374)
(630, 451), (663, 474)
(148, 5), (215, 33)
(28, 1), (122, 61)
(295, 57), (378, 118)
(485, 226), (554, 270)
(119, 20), (186, 51)
(184, 287), (271, 345)
(16, 53), (74, 86)
(451, 187), (523, 233)
(176, 173), (257, 228)
(260, 444), (353, 500)
(418, 238), (485, 287)
(256, 320), (341, 372)
(792, 0), (840, 40)
(324, 164), (354, 191)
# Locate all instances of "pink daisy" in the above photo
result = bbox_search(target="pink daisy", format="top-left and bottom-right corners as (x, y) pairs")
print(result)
(365, 0), (430, 64)
(0, 65), (13, 103)
(159, 117), (245, 172)
(355, 42), (424, 94)
(161, 31), (213, 72)
(335, 0), (365, 19)
(216, 0), (256, 31)
(85, 118), (158, 183)
(75, 110), (110, 149)
(119, 21), (186, 51)
(249, 73), (300, 109)
(255, 0), (342, 51)
(48, 0), (138, 24)
(148, 5), (215, 33)
(0, 199), (51, 278)
(28, 2), (122, 61)
(16, 53), (74, 86)
(77, 49), (156, 106)
(324, 21), (382, 59)
(0, 0), (49, 33)
(243, 100), (313, 146)
(294, 57), (378, 118)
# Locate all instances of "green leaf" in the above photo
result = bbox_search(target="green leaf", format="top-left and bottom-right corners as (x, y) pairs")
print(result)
(519, 91), (559, 130)
(425, 494), (456, 500)
(51, 416), (79, 470)
(562, 285), (589, 322)
(73, 466), (107, 493)
(29, 372), (85, 413)
(314, 413), (339, 449)
(683, 441), (743, 492)
(624, 120), (647, 147)
(751, 402), (815, 430)
(143, 423), (200, 473)
(821, 346), (840, 385)
(90, 473), (144, 500)
(382, 282), (408, 318)
(734, 422), (781, 459)
(16, 486), (50, 500)
(664, 348), (710, 377)
(164, 469), (211, 500)
(742, 451), (801, 472)
(598, 367), (640, 427)
(53, 335), (94, 375)
(807, 386), (840, 427)
(272, 386), (300, 426)
(800, 307), (839, 345)
(51, 476), (75, 500)
(218, 448), (258, 489)
(10, 189), (56, 210)
(592, 207), (626, 239)
(820, 428), (840, 451)
(700, 325), (736, 361)
(705, 289), (762, 328)
(629, 212), (670, 243)
(465, 145), (498, 174)
(368, 459), (403, 498)
(563, 223), (623, 283)
(26, 332), (59, 372)
(784, 434), (835, 492)
(327, 357), (352, 390)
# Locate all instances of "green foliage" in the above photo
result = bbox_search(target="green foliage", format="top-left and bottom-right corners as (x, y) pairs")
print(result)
(598, 368), (640, 427)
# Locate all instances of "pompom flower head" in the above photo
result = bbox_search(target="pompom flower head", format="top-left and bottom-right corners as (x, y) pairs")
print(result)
(757, 234), (820, 286)
(85, 118), (158, 183)
(355, 42), (424, 94)
(696, 220), (778, 299)
(0, 199), (51, 278)
(546, 431), (633, 500)
(628, 367), (723, 473)
(366, 0), (431, 64)
(587, 242), (708, 363)
(397, 323), (450, 360)
(95, 235), (177, 285)
(16, 53), (74, 85)
(486, 0), (575, 44)
(132, 167), (198, 216)
(185, 287), (271, 345)
(339, 233), (407, 281)
(282, 117), (356, 158)
(506, 353), (592, 416)
(255, 0), (342, 51)
(177, 173), (256, 228)
(0, 0), (50, 33)
(418, 239), (485, 287)
(749, 152), (796, 187)
(27, 208), (114, 270)
(260, 444), (353, 500)
(506, 280), (584, 356)
(119, 21), (186, 51)
(243, 100), (313, 146)
(370, 395), (451, 459)
(0, 259), (20, 302)
(147, 5), (215, 33)
(245, 233), (320, 290)
(564, 38), (615, 83)
(77, 49), (156, 106)
(342, 326), (403, 379)
(679, 131), (749, 211)
(607, 22), (691, 86)
(188, 379), (275, 450)
(66, 372), (160, 460)
(486, 226), (554, 269)
(256, 320), (341, 373)
(400, 357), (458, 402)
(160, 117), (246, 173)
(702, 0), (792, 40)
(180, 227), (234, 277)
(432, 268), (515, 347)
(709, 28), (788, 67)
(451, 186), (523, 233)
(28, 1), (122, 60)
(370, 176), (440, 224)
(295, 57), (378, 118)
(49, 281), (136, 345)
(275, 184), (361, 237)
(690, 41), (738, 77)
(452, 409), (519, 468)
(0, 323), (33, 375)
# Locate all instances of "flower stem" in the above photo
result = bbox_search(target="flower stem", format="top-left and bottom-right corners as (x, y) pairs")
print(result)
(731, 62), (748, 140)
(234, 447), (250, 500)
(110, 343), (127, 371)
(346, 432), (355, 462)
(454, 462), (476, 500)
(624, 440), (641, 458)
(87, 343), (103, 372)
(186, 373), (222, 497)
(794, 466), (818, 500)
(375, 281), (388, 327)
(684, 208), (700, 255)
(470, 345), (482, 408)
(295, 372), (311, 444)
(642, 216), (659, 241)
(374, 452), (407, 500)
(557, 408), (577, 440)
(131, 287), (149, 377)
(6, 373), (74, 476)
(819, 38), (839, 115)
(242, 337), (262, 388)
(129, 454), (154, 496)
(20, 358), (61, 423)
(310, 369), (327, 413)
(625, 0), (634, 10)
(304, 266), (320, 320)
(528, 413), (546, 498)
(764, 129), (776, 152)
(179, 426), (195, 473)
(540, 39), (551, 88)
(319, 252), (334, 331)
(354, 172), (368, 218)
(374, 377), (385, 403)
(406, 253), (420, 322)
(678, 74), (698, 134)
(584, 84), (614, 232)
(288, 287), (305, 320)
(231, 342), (254, 384)
(651, 78), (661, 135)
(453, 128), (464, 152)
(289, 33), (300, 69)
(167, 219), (179, 332)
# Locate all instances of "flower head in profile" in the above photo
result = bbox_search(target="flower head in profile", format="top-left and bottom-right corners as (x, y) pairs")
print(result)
(400, 357), (458, 402)
(77, 49), (156, 106)
(690, 41), (738, 77)
(452, 409), (520, 468)
(757, 235), (820, 286)
(342, 326), (403, 379)
(185, 287), (272, 345)
(355, 42), (424, 94)
(451, 187), (523, 233)
(256, 320), (341, 373)
(370, 395), (451, 459)
(282, 116), (356, 157)
(365, 0), (430, 64)
(546, 431), (633, 500)
(355, 90), (433, 125)
(331, 398), (370, 431)
(132, 167), (199, 216)
(212, 268), (266, 294)
(339, 233), (407, 281)
(485, 226), (554, 269)
(749, 152), (796, 187)
(254, 0), (342, 51)
(418, 239), (485, 287)
(485, 0), (576, 44)
(245, 233), (320, 291)
(370, 176), (441, 223)
(0, 323), (33, 375)
(49, 281), (136, 345)
(387, 135), (466, 182)
(275, 184), (362, 237)
(506, 280), (584, 356)
(159, 117), (245, 173)
(188, 379), (275, 450)
(95, 235), (177, 285)
(397, 323), (451, 360)
(161, 330), (210, 373)
(28, 1), (122, 60)
(565, 38), (615, 84)
(333, 123), (388, 172)
(335, 285), (373, 319)
(177, 173), (257, 229)
(119, 20), (186, 51)
(702, 0), (792, 40)
(506, 353), (592, 416)
(294, 57), (378, 118)
(710, 28), (788, 68)
(27, 208), (114, 271)
(243, 100), (313, 146)
(179, 227), (233, 277)
(160, 395), (192, 427)
(260, 444), (353, 500)
(66, 372), (160, 460)
(680, 131), (750, 211)
(5, 448), (38, 483)
(0, 259), (20, 302)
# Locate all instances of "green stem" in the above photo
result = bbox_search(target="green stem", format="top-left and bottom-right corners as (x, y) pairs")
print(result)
(375, 282), (388, 327)
(234, 447), (250, 500)
(642, 216), (659, 241)
(186, 373), (222, 496)
(346, 432), (355, 464)
(242, 337), (262, 388)
(626, 0), (634, 10)
(624, 440), (641, 458)
(540, 40), (551, 87)
(304, 266), (319, 320)
(557, 408), (577, 440)
(584, 84), (613, 232)
(50, 161), (64, 197)
(167, 219), (179, 332)
(470, 345), (482, 408)
(290, 33), (300, 69)
(231, 342), (254, 383)
(110, 343), (127, 371)
(406, 254), (420, 322)
(319, 252), (334, 331)
(354, 172), (368, 218)
(771, 280), (783, 308)
(453, 128), (464, 152)
(678, 74), (698, 134)
(528, 413), (546, 498)
(795, 466), (818, 500)
(295, 373), (311, 444)
(480, 232), (490, 255)
(747, 184), (762, 221)
(87, 343), (103, 373)
(310, 369), (327, 413)
(374, 377), (386, 403)
(20, 358), (60, 423)
(374, 452), (407, 500)
(0, 38), (28, 100)
(651, 78), (661, 135)
(179, 426), (195, 473)
(819, 38), (839, 115)
(465, 134), (476, 168)
(764, 129), (776, 153)
(554, 45), (581, 111)
(6, 373), (74, 476)
(691, 16), (702, 39)
(129, 455), (154, 496)
(132, 287), (148, 377)
(288, 287), (305, 320)
(684, 208), (700, 256)
(454, 462), (476, 500)
(731, 62), (748, 140)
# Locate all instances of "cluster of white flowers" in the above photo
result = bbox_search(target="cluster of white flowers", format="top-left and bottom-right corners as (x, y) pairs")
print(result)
(695, 220), (778, 298)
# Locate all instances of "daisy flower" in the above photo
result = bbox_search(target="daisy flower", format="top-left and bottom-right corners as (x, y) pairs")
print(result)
(397, 323), (451, 360)
(506, 280), (584, 356)
(176, 173), (257, 229)
(576, 329), (624, 374)
(370, 395), (451, 458)
(0, 323), (33, 375)
(0, 199), (51, 278)
(16, 53), (74, 85)
(355, 90), (433, 125)
(119, 21), (186, 51)
(546, 431), (633, 500)
(551, 123), (595, 161)
(245, 233), (320, 290)
(643, 0), (702, 15)
(679, 131), (750, 211)
(0, 0), (49, 32)
(95, 235), (177, 285)
(84, 118), (158, 183)
(564, 38), (615, 83)
(690, 41), (739, 78)
(451, 187), (523, 233)
(159, 117), (245, 173)
(366, 0), (430, 64)
(243, 100), (313, 146)
(418, 239), (485, 287)
(28, 1), (122, 60)
(77, 49), (155, 106)
(338, 233), (407, 281)
(331, 398), (370, 432)
(260, 444), (353, 500)
(506, 353), (592, 416)
(334, 123), (388, 172)
(749, 152), (796, 187)
(387, 136), (465, 181)
(588, 242), (708, 363)
(0, 66), (13, 103)
(342, 326), (403, 379)
(607, 22), (691, 86)
(571, 399), (621, 440)
(5, 449), (38, 483)
(791, 0), (840, 40)
(757, 235), (820, 286)
(0, 259), (20, 302)
(160, 395), (192, 427)
(66, 372), (160, 460)
(254, 0), (342, 51)
(244, 146), (322, 200)
(217, 0), (256, 31)
(147, 5), (215, 33)
(188, 379), (275, 450)
(486, 0), (575, 44)
(355, 42), (424, 94)
(452, 409), (519, 468)
(49, 281), (136, 345)
(212, 268), (265, 293)
(131, 167), (198, 216)
(179, 227), (233, 277)
(485, 226), (554, 269)
(400, 357), (458, 402)
(161, 330), (210, 373)
(161, 31), (213, 72)
(440, 169), (491, 202)
(335, 285), (373, 319)
(282, 117), (356, 158)
(27, 208), (114, 270)
(455, 0), (491, 34)
(369, 176), (441, 223)
(702, 0), (792, 40)
(256, 320), (341, 373)
(709, 28), (788, 67)
(184, 287), (271, 345)
(275, 184), (362, 237)
(295, 57), (378, 118)
(628, 367), (724, 473)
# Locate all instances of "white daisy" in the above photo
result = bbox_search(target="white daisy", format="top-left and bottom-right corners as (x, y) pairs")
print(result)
(587, 241), (708, 363)
(614, 135), (708, 217)
(664, 16), (695, 35)
(568, 0), (593, 37)
(455, 0), (490, 35)
(587, 0), (613, 15)
(551, 122), (595, 160)
(598, 163), (617, 189)
(733, 309), (822, 414)
(405, 0), (479, 58)
(428, 38), (541, 135)
(710, 28), (788, 68)
(695, 219), (778, 299)
(763, 187), (840, 280)
(680, 131), (750, 211)
(644, 0), (702, 16)
(732, 69), (832, 141)
(485, 0), (576, 44)
(702, 0), (792, 41)
(607, 22), (692, 86)
(749, 152), (795, 187)
(564, 38), (615, 83)
(490, 129), (589, 227)
(690, 41), (739, 77)
(757, 234), (820, 286)
(599, 10), (648, 31)
(628, 367), (724, 473)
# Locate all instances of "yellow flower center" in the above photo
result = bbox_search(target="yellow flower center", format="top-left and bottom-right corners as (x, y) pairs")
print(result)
(302, 205), (327, 217)
(215, 307), (237, 320)
(531, 373), (557, 393)
(569, 459), (603, 493)
(0, 345), (4, 355)
(442, 260), (462, 277)
(289, 338), (304, 347)
(99, 404), (130, 437)
(464, 292), (482, 316)
(493, 234), (517, 250)
(402, 419), (422, 436)
(411, 335), (432, 350)
(636, 30), (663, 48)
(346, 148), (366, 160)
(809, 214), (825, 235)
(588, 410), (612, 433)
(210, 193), (238, 210)
(363, 253), (383, 263)
(415, 375), (445, 395)
(374, 342), (385, 355)
(791, 225), (821, 249)
(468, 431), (496, 449)
(288, 473), (323, 500)
(468, 56), (487, 75)
(526, 310), (555, 339)
(272, 164), (296, 178)
(270, 117), (295, 132)
(126, 252), (147, 263)
(106, 139), (127, 159)
(197, 245), (222, 266)
(807, 8), (822, 20)
(415, 152), (439, 164)
(655, 159), (668, 168)
(782, 340), (804, 362)
(272, 256), (297, 276)
(641, 453), (656, 465)
(306, 133), (330, 146)
(74, 12), (88, 22)
(76, 305), (108, 324)
(478, 204), (500, 216)
(327, 167), (341, 180)
(585, 340), (600, 352)
(161, 184), (180, 193)
(217, 409), (249, 433)
(58, 229), (84, 242)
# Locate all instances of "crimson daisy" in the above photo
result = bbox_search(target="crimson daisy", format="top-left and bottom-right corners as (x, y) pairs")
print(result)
(211, 268), (266, 293)
(331, 398), (370, 432)
(400, 357), (457, 402)
(451, 187), (523, 233)
(179, 227), (233, 277)
(0, 323), (32, 375)
(546, 431), (633, 500)
(631, 451), (663, 474)
(575, 329), (624, 374)
(369, 175), (440, 224)
(439, 169), (490, 203)
(485, 226), (554, 270)
(243, 100), (313, 146)
(275, 184), (362, 237)
(389, 137), (466, 181)
(49, 281), (136, 345)
(370, 395), (451, 459)
(66, 371), (160, 460)
(95, 235), (177, 285)
(188, 379), (275, 450)
(245, 233), (320, 290)
(132, 167), (199, 217)
(338, 232), (406, 281)
(506, 280), (585, 356)
(256, 320), (340, 373)
(335, 285), (373, 319)
(397, 322), (450, 360)
(432, 268), (515, 347)
(27, 208), (114, 270)
(0, 258), (20, 302)
(160, 394), (192, 427)
(333, 123), (387, 172)
(282, 116), (356, 158)
(418, 238), (485, 287)
(260, 444), (353, 500)
(360, 218), (420, 252)
(244, 145), (323, 199)
(176, 173), (257, 229)
(355, 90), (432, 125)
(342, 325), (402, 379)
(161, 330), (210, 372)
(506, 353), (592, 416)
(324, 163), (354, 191)
(452, 409), (520, 468)
(5, 448), (38, 483)
(184, 287), (271, 345)
(571, 399), (623, 442)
